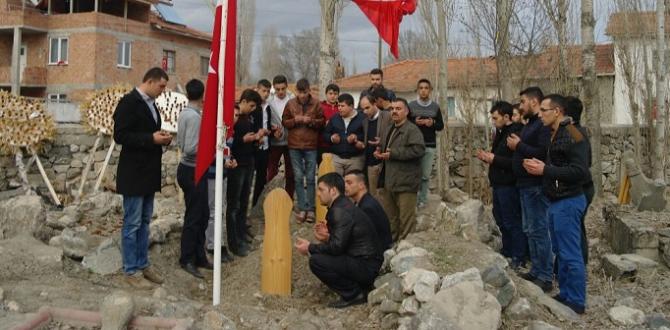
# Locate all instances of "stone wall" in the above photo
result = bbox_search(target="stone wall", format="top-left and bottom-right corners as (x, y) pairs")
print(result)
(0, 124), (180, 203)
(438, 123), (654, 197)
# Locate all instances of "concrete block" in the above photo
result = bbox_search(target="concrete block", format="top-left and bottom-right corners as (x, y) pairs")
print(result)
(605, 209), (659, 261)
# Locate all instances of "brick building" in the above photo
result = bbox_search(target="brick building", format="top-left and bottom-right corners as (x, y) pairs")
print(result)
(0, 0), (211, 108)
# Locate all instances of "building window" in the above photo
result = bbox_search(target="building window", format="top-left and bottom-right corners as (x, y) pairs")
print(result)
(117, 41), (132, 68)
(47, 94), (67, 103)
(49, 37), (68, 65)
(163, 50), (176, 74)
(447, 97), (456, 117)
(201, 56), (209, 76)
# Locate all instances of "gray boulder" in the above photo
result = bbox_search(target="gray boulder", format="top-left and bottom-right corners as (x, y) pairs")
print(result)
(390, 247), (434, 275)
(609, 306), (646, 326)
(505, 298), (533, 320)
(49, 227), (102, 259)
(101, 291), (135, 330)
(440, 268), (483, 290)
(203, 310), (237, 330)
(401, 268), (440, 302)
(0, 195), (45, 239)
(602, 254), (637, 279)
(412, 280), (501, 330)
(82, 237), (123, 275)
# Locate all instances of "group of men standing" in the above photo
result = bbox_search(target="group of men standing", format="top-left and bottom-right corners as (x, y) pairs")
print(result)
(477, 87), (593, 315)
(112, 67), (446, 303)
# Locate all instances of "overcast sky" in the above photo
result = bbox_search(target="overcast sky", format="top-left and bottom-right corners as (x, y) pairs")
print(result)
(172, 0), (614, 78)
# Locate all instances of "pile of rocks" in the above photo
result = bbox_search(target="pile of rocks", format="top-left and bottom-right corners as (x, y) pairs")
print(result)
(368, 241), (503, 330)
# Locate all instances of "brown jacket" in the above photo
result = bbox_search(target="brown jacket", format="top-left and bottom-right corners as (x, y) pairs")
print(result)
(378, 119), (425, 192)
(282, 95), (325, 150)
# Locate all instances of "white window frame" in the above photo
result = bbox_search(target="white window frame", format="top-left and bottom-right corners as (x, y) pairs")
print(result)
(48, 37), (69, 65)
(117, 41), (132, 69)
(163, 49), (176, 74)
(47, 94), (68, 103)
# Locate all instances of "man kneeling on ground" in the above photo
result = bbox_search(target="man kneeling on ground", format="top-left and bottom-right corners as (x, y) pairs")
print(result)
(344, 170), (393, 251)
(295, 173), (383, 308)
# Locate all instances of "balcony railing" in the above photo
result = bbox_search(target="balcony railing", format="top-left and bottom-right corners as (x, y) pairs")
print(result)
(0, 66), (47, 86)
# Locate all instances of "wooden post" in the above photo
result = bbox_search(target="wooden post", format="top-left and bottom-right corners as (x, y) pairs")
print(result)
(15, 148), (32, 195)
(315, 153), (334, 223)
(93, 139), (115, 192)
(31, 149), (61, 206)
(261, 188), (293, 296)
(76, 132), (102, 202)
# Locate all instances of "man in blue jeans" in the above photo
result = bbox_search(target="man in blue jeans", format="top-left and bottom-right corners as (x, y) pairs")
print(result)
(477, 101), (527, 269)
(524, 94), (590, 314)
(282, 78), (324, 223)
(113, 67), (170, 289)
(507, 87), (553, 292)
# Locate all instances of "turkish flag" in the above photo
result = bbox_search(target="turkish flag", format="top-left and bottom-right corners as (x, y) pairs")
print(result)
(353, 0), (417, 58)
(195, 0), (237, 183)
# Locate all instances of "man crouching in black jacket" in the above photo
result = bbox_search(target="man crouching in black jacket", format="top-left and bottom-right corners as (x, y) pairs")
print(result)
(295, 172), (383, 308)
(523, 94), (590, 315)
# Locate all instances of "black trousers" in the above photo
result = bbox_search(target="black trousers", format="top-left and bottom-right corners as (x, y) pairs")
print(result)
(226, 164), (254, 251)
(309, 254), (382, 300)
(177, 163), (209, 266)
(253, 149), (270, 207)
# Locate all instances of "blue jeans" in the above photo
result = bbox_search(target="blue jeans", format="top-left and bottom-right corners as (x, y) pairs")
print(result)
(519, 185), (553, 282)
(549, 194), (587, 308)
(289, 149), (317, 211)
(121, 194), (154, 275)
(417, 147), (436, 204)
(492, 185), (528, 265)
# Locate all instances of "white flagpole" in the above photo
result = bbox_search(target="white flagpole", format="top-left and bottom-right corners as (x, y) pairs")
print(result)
(213, 0), (228, 306)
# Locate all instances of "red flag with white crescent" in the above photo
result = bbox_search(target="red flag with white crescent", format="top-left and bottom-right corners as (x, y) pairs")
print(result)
(195, 0), (237, 183)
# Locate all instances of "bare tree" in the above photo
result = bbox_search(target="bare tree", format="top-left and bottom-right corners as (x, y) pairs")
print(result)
(581, 0), (603, 196)
(318, 0), (345, 98)
(236, 0), (256, 84)
(539, 0), (573, 94)
(654, 0), (667, 182)
(257, 28), (294, 81)
(496, 0), (515, 100)
(279, 28), (321, 83)
(383, 30), (436, 64)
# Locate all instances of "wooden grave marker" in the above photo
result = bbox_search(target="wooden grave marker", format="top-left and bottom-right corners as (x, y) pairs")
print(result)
(261, 188), (294, 295)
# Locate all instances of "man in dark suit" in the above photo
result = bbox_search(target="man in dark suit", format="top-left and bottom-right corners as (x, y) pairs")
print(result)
(251, 79), (273, 207)
(113, 67), (171, 289)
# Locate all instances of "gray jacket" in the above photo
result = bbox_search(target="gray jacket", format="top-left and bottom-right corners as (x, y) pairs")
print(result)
(177, 106), (201, 167)
(378, 119), (425, 193)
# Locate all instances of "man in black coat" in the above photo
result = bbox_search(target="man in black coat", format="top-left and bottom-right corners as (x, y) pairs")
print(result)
(344, 170), (393, 250)
(251, 79), (273, 207)
(113, 67), (171, 289)
(477, 101), (527, 269)
(295, 173), (383, 308)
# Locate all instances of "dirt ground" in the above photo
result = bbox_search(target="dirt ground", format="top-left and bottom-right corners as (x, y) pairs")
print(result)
(1, 196), (670, 329)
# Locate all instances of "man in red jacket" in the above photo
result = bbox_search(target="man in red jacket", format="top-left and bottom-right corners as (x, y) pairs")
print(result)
(318, 83), (340, 165)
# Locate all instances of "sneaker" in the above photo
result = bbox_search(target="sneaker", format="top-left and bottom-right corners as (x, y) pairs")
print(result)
(328, 292), (367, 309)
(533, 278), (553, 292)
(125, 272), (154, 290)
(142, 266), (164, 284)
(305, 211), (315, 223)
(294, 210), (306, 224)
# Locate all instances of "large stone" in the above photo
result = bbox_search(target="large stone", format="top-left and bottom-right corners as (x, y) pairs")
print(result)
(440, 267), (483, 290)
(381, 249), (396, 273)
(524, 321), (562, 330)
(646, 313), (670, 330)
(481, 263), (511, 288)
(380, 313), (399, 330)
(0, 195), (46, 239)
(101, 291), (135, 330)
(493, 280), (517, 308)
(604, 206), (659, 260)
(50, 227), (103, 259)
(517, 278), (580, 322)
(0, 235), (63, 275)
(203, 310), (237, 330)
(401, 268), (440, 302)
(368, 276), (405, 304)
(78, 192), (122, 219)
(380, 299), (400, 313)
(149, 215), (183, 244)
(620, 253), (659, 270)
(602, 254), (637, 279)
(453, 199), (500, 247)
(399, 296), (420, 316)
(390, 247), (434, 275)
(412, 281), (501, 330)
(505, 298), (533, 321)
(415, 194), (448, 232)
(608, 306), (646, 326)
(444, 188), (470, 204)
(82, 237), (123, 275)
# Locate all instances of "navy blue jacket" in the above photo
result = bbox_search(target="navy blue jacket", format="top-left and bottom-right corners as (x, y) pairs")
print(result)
(357, 193), (393, 250)
(322, 111), (366, 158)
(512, 113), (551, 187)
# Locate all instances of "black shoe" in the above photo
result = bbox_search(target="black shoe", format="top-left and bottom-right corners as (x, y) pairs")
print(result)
(197, 261), (214, 270)
(533, 278), (553, 292)
(519, 272), (537, 282)
(181, 263), (204, 279)
(562, 300), (585, 315)
(221, 247), (234, 263)
(231, 244), (249, 257)
(328, 292), (367, 309)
